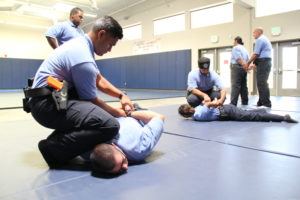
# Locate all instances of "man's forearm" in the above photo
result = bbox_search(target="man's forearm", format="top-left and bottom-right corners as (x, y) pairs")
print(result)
(248, 54), (258, 64)
(236, 58), (245, 66)
(219, 88), (226, 103)
(130, 111), (164, 124)
(191, 88), (208, 98)
(97, 75), (123, 98)
(91, 97), (124, 117)
(46, 37), (58, 49)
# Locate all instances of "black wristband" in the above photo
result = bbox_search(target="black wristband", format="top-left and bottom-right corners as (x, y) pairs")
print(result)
(119, 91), (127, 99)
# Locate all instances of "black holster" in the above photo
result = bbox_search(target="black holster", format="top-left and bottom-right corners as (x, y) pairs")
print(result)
(51, 80), (68, 112)
(23, 78), (69, 113)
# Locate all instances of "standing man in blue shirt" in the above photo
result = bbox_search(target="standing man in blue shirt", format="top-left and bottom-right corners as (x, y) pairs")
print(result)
(89, 110), (165, 174)
(29, 16), (135, 169)
(186, 57), (226, 108)
(45, 7), (85, 49)
(230, 36), (250, 106)
(247, 27), (272, 108)
(178, 99), (298, 123)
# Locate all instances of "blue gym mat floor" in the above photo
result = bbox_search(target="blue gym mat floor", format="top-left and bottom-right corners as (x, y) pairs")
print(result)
(1, 95), (300, 200)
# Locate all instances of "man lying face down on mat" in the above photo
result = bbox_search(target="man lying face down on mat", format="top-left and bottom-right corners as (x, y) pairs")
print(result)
(178, 98), (298, 123)
(84, 109), (165, 174)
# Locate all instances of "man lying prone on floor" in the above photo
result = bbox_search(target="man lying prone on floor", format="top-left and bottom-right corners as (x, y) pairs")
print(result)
(178, 98), (298, 123)
(39, 105), (165, 174)
(89, 109), (164, 174)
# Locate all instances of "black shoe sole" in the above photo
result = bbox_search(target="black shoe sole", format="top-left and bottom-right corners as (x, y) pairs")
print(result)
(38, 140), (65, 169)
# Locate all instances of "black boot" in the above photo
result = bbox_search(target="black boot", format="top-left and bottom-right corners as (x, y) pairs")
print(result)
(284, 114), (298, 123)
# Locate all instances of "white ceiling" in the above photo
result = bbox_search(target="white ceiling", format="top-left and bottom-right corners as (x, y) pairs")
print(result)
(0, 0), (167, 28)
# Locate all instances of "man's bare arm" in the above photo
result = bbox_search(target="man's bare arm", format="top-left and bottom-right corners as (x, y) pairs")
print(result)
(46, 36), (58, 49)
(96, 75), (134, 110)
(91, 97), (126, 117)
(130, 110), (165, 124)
(191, 88), (211, 103)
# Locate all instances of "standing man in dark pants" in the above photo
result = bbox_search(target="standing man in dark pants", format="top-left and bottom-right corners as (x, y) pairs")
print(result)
(45, 7), (85, 49)
(247, 27), (272, 108)
(186, 57), (226, 108)
(29, 16), (134, 169)
(230, 36), (250, 106)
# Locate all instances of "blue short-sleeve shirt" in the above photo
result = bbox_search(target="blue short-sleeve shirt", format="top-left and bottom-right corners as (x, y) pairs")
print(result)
(193, 104), (220, 121)
(187, 69), (225, 91)
(45, 20), (84, 46)
(254, 35), (272, 58)
(231, 45), (249, 64)
(113, 117), (164, 162)
(32, 35), (100, 100)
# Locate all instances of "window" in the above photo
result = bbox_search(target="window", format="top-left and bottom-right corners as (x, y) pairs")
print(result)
(123, 24), (142, 40)
(256, 0), (300, 17)
(153, 13), (185, 35)
(191, 3), (233, 29)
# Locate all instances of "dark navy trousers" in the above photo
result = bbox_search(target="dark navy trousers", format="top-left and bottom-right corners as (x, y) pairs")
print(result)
(255, 58), (272, 107)
(230, 64), (248, 106)
(30, 96), (119, 163)
(221, 104), (284, 122)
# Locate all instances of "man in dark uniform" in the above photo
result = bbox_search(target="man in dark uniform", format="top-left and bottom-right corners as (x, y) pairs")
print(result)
(29, 16), (134, 169)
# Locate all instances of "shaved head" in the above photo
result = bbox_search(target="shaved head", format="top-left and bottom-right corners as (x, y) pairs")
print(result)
(253, 27), (263, 39)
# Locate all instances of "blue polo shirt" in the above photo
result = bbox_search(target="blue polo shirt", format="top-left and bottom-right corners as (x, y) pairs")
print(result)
(45, 20), (84, 46)
(32, 35), (100, 100)
(231, 44), (249, 64)
(193, 104), (220, 121)
(254, 35), (272, 58)
(187, 69), (225, 91)
(113, 117), (164, 162)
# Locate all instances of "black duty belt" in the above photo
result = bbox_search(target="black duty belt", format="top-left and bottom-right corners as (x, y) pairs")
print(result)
(23, 87), (52, 99)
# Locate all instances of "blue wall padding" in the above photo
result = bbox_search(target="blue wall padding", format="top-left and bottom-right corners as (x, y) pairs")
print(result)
(96, 49), (191, 90)
(0, 49), (191, 90)
(0, 58), (42, 89)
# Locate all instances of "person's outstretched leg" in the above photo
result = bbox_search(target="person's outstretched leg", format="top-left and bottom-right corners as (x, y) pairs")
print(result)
(223, 104), (284, 122)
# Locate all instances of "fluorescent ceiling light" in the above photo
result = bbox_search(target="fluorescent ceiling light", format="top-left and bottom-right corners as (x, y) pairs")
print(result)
(52, 3), (74, 13)
(84, 13), (97, 18)
(17, 4), (55, 19)
(52, 3), (97, 18)
(0, 21), (49, 29)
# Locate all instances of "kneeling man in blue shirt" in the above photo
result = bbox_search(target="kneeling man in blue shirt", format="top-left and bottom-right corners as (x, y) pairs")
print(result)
(186, 57), (226, 108)
(89, 110), (165, 174)
(178, 98), (298, 123)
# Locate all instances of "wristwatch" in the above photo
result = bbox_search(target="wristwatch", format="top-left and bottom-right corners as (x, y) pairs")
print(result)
(119, 91), (127, 99)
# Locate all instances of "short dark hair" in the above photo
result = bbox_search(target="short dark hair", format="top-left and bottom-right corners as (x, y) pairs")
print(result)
(92, 16), (123, 39)
(90, 144), (116, 173)
(70, 7), (83, 17)
(234, 36), (244, 45)
(198, 57), (210, 69)
(178, 104), (194, 118)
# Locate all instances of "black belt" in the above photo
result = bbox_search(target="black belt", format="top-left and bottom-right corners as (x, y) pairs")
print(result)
(231, 63), (242, 67)
(255, 58), (271, 62)
(23, 87), (53, 99)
